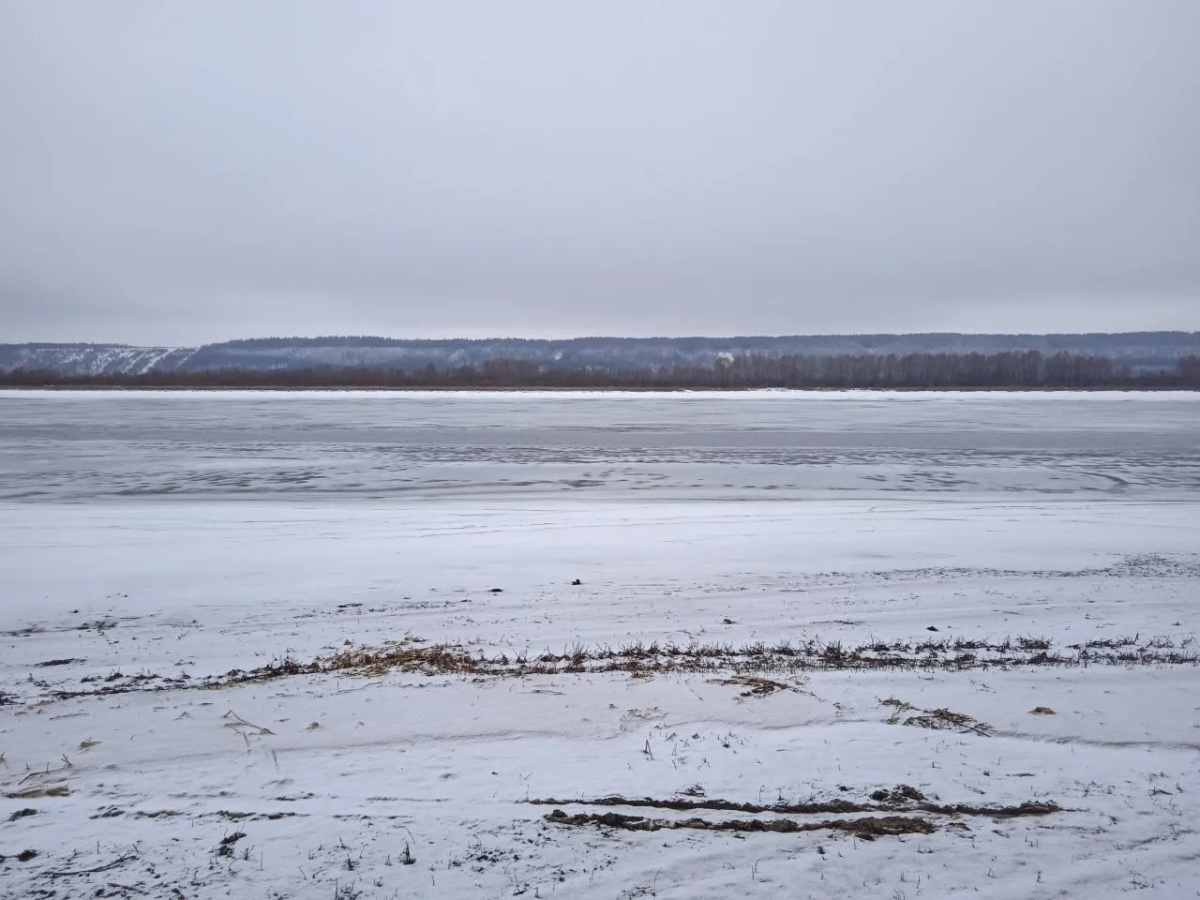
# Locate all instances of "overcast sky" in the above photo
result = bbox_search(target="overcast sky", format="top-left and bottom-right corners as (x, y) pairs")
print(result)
(2, 2), (1199, 344)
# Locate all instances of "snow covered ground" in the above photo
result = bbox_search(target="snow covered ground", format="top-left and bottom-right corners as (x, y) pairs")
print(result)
(1, 391), (1198, 899)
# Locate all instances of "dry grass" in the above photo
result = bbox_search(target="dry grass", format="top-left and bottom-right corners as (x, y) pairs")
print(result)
(527, 790), (1060, 820)
(543, 809), (937, 839)
(278, 633), (1197, 680)
(707, 674), (804, 698)
(881, 699), (993, 736)
(529, 795), (874, 816)
(33, 630), (1199, 703)
(4, 785), (70, 800)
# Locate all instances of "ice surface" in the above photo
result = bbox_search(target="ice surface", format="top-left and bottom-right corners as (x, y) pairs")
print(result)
(1, 391), (1198, 898)
(2, 390), (1199, 502)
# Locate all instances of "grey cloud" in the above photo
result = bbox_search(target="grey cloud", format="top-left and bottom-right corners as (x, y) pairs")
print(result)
(2, 1), (1198, 343)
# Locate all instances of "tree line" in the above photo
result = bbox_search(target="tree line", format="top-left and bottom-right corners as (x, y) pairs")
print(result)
(3, 351), (1199, 390)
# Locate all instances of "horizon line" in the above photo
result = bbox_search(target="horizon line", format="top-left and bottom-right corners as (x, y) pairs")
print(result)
(7, 329), (1200, 348)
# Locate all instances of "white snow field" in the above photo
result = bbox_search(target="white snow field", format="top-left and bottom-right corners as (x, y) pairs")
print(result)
(1, 391), (1198, 899)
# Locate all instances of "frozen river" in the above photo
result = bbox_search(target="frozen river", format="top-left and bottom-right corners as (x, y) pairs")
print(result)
(2, 389), (1199, 500)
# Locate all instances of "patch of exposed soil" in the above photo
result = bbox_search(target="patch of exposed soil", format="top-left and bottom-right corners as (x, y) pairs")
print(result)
(529, 791), (1061, 820)
(544, 809), (937, 840)
(4, 786), (70, 800)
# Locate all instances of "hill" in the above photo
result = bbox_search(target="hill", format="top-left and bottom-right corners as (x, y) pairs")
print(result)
(3, 332), (1199, 376)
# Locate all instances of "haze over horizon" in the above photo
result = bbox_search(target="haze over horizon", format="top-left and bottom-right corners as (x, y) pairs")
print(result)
(4, 2), (1199, 344)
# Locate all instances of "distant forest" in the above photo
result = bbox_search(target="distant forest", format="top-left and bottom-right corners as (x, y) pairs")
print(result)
(4, 351), (1200, 390)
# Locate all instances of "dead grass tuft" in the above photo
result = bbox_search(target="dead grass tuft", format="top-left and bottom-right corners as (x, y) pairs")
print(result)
(215, 830), (246, 857)
(321, 641), (478, 677)
(5, 785), (70, 800)
(871, 785), (926, 805)
(882, 699), (993, 736)
(708, 674), (803, 698)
